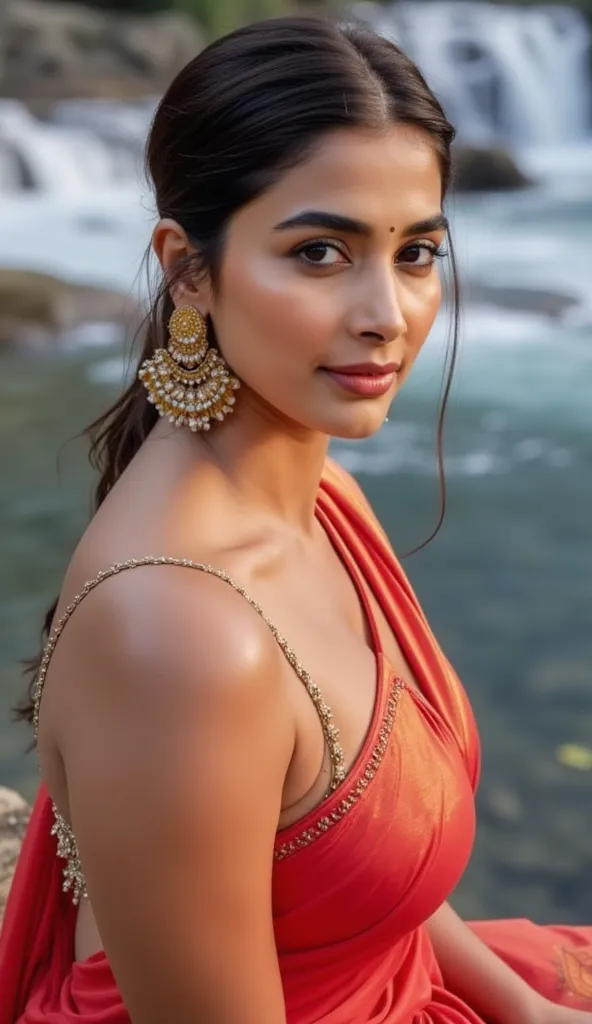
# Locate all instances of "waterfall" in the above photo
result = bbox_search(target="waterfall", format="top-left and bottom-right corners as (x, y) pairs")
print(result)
(0, 99), (150, 195)
(350, 2), (592, 145)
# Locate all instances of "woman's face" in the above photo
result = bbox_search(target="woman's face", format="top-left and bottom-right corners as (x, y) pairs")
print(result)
(171, 124), (447, 440)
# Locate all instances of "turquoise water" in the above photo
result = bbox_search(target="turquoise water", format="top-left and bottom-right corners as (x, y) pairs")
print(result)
(1, 178), (591, 921)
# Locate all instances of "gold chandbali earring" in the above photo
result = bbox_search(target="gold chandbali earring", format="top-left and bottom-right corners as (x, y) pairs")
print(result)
(139, 305), (240, 432)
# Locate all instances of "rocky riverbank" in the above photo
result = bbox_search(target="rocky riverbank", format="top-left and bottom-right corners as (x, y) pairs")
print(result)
(0, 0), (204, 109)
(0, 269), (142, 350)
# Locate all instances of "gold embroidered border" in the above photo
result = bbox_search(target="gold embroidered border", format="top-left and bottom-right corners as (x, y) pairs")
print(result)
(274, 679), (405, 862)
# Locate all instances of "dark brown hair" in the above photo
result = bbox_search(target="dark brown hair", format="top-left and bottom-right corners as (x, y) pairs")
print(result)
(17, 15), (459, 726)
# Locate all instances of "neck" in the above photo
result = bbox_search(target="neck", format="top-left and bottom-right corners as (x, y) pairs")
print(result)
(151, 392), (330, 534)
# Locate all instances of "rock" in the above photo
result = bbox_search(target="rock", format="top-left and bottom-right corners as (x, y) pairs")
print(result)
(0, 787), (30, 927)
(465, 281), (580, 320)
(0, 0), (205, 106)
(452, 145), (532, 193)
(0, 267), (141, 349)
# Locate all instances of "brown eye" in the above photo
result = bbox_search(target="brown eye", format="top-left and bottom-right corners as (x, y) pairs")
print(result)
(397, 241), (446, 269)
(294, 240), (348, 266)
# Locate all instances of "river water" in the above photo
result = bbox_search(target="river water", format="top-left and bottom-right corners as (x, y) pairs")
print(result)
(1, 127), (591, 920)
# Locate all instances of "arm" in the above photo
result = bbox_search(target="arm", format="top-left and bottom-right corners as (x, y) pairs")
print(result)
(427, 902), (563, 1024)
(54, 565), (294, 1024)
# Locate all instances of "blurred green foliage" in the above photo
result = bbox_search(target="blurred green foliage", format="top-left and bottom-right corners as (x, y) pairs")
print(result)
(177, 0), (291, 36)
(41, 0), (294, 35)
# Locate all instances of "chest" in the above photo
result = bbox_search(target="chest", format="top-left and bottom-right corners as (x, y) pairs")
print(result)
(273, 684), (477, 951)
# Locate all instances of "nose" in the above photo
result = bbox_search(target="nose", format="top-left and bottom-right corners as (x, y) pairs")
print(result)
(348, 272), (408, 344)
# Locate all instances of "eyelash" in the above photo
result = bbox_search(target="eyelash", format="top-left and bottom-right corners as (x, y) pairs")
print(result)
(293, 237), (449, 270)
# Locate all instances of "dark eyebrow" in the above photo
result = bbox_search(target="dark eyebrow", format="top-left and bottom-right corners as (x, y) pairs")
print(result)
(273, 209), (449, 238)
(402, 213), (449, 237)
(273, 210), (372, 236)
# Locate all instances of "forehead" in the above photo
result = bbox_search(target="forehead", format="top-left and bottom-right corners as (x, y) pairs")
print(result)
(252, 125), (443, 228)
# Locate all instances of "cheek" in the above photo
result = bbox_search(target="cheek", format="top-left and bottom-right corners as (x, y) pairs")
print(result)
(218, 252), (339, 367)
(405, 273), (443, 357)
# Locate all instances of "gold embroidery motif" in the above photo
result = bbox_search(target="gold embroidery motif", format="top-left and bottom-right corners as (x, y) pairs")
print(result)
(33, 557), (348, 904)
(274, 679), (405, 861)
(557, 945), (592, 1002)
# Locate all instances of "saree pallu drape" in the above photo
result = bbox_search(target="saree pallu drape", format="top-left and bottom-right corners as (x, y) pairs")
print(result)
(1, 459), (591, 1023)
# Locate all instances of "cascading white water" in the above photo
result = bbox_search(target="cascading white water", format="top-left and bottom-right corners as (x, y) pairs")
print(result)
(0, 98), (150, 195)
(351, 1), (592, 145)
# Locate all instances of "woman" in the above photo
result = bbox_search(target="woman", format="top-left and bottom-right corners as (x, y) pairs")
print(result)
(0, 15), (591, 1024)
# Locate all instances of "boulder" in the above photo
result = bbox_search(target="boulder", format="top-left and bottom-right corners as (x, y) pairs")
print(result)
(0, 267), (141, 348)
(452, 145), (532, 193)
(0, 787), (30, 927)
(0, 0), (204, 105)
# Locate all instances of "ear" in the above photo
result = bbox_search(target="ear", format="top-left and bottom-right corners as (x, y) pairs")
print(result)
(152, 218), (212, 315)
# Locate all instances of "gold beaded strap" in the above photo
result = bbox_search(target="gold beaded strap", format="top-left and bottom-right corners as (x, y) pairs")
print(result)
(34, 557), (347, 905)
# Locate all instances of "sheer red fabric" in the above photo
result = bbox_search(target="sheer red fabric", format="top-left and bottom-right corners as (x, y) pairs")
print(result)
(1, 461), (591, 1022)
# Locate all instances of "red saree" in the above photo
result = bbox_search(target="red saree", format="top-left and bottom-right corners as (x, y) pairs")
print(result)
(1, 459), (591, 1023)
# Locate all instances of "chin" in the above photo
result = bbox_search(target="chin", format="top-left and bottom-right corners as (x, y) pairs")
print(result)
(326, 409), (389, 441)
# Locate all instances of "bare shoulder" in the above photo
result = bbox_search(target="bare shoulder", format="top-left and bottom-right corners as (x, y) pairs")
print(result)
(43, 548), (295, 767)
